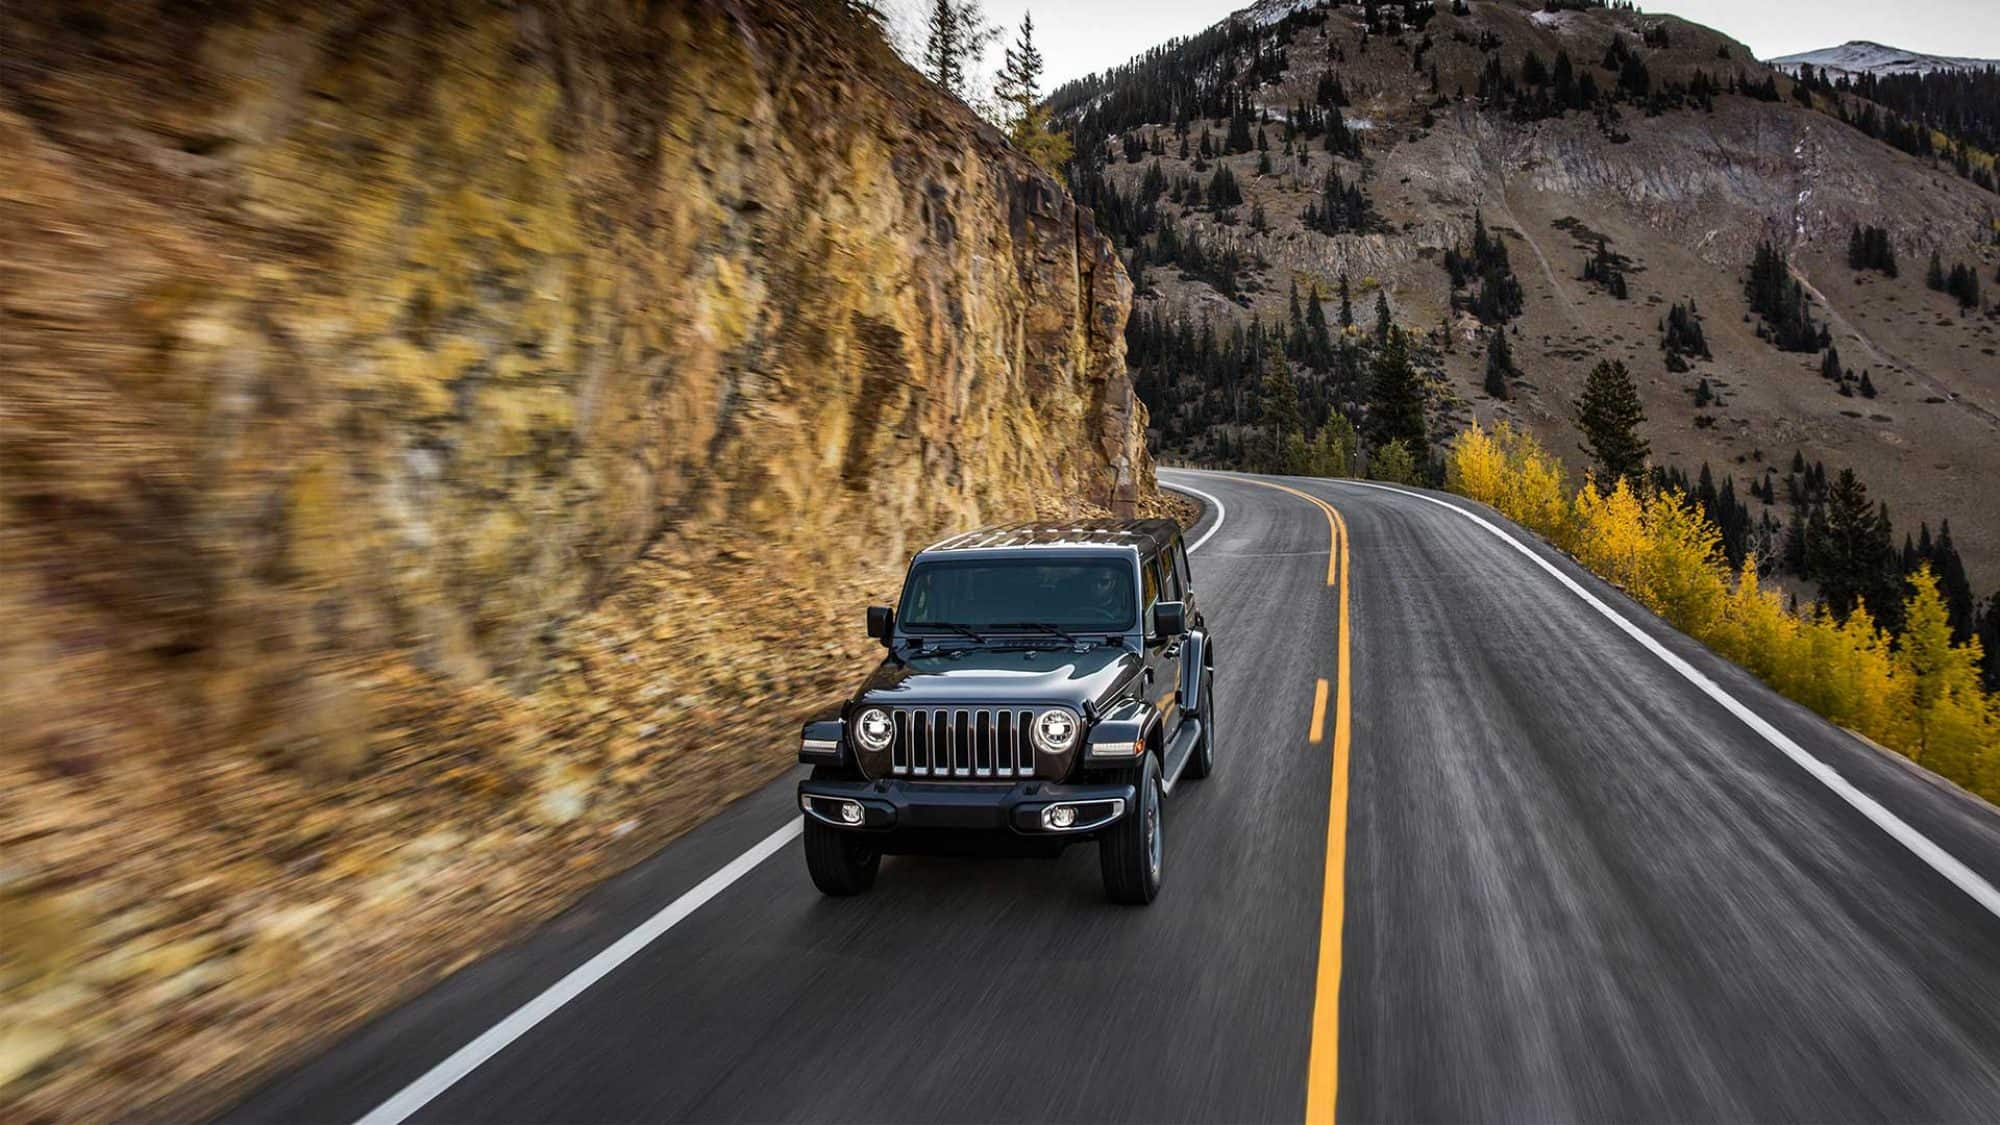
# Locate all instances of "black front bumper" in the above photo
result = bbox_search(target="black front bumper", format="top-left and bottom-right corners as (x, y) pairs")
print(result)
(798, 776), (1135, 836)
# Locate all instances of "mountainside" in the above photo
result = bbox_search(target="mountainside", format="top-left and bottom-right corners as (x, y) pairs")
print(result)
(1053, 0), (2000, 617)
(1770, 41), (2000, 80)
(0, 0), (1150, 1116)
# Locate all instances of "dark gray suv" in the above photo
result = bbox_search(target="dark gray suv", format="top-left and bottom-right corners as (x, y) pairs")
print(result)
(796, 518), (1216, 904)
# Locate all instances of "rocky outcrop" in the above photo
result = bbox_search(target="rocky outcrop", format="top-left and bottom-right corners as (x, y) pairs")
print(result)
(0, 0), (1150, 1117)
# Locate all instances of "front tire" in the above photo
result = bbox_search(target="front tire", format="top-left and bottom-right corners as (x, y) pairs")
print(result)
(1101, 753), (1164, 904)
(804, 816), (880, 896)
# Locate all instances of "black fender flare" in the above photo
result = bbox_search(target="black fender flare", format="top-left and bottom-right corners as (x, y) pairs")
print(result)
(1178, 630), (1211, 717)
(1083, 696), (1164, 767)
(797, 709), (849, 767)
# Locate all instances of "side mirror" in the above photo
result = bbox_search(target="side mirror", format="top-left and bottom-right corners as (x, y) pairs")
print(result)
(866, 605), (895, 646)
(1152, 601), (1187, 639)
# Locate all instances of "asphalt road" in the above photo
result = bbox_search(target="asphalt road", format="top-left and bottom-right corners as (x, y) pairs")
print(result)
(227, 470), (2000, 1124)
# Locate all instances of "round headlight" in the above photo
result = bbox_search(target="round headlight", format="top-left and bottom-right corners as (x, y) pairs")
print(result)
(1031, 708), (1080, 755)
(852, 707), (894, 754)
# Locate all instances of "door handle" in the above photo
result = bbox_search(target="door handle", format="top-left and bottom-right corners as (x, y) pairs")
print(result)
(1163, 644), (1181, 658)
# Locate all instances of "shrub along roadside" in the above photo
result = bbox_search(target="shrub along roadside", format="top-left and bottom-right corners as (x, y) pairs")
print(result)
(1446, 422), (1999, 802)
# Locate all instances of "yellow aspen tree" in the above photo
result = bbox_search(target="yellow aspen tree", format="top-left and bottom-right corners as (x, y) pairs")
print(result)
(1445, 422), (1507, 507)
(1718, 561), (1802, 688)
(1444, 422), (2000, 806)
(1572, 476), (1652, 601)
(1500, 426), (1573, 544)
(1895, 567), (1989, 782)
(1642, 489), (1729, 639)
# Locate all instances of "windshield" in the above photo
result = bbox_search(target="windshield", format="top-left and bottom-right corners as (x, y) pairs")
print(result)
(897, 556), (1138, 633)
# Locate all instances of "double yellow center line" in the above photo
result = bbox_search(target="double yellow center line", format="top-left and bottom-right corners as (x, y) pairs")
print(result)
(1237, 478), (1352, 1125)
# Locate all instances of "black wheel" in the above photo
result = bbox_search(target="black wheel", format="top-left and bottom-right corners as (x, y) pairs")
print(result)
(1183, 670), (1215, 780)
(804, 816), (881, 896)
(1101, 753), (1163, 905)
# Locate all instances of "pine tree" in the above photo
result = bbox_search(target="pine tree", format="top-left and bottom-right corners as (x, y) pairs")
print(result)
(1301, 167), (1370, 233)
(1445, 210), (1525, 325)
(1338, 273), (1354, 328)
(1946, 262), (1982, 309)
(1368, 328), (1427, 450)
(1583, 238), (1627, 298)
(1576, 359), (1649, 488)
(1206, 165), (1243, 208)
(1818, 469), (1897, 625)
(1304, 287), (1331, 364)
(1745, 241), (1822, 351)
(1258, 342), (1303, 471)
(1374, 290), (1392, 341)
(1927, 250), (1947, 291)
(1932, 520), (1977, 640)
(923, 0), (966, 95)
(994, 12), (1040, 110)
(1483, 328), (1513, 399)
(1226, 100), (1254, 154)
(994, 14), (1073, 178)
(1979, 591), (2000, 692)
(1662, 299), (1709, 370)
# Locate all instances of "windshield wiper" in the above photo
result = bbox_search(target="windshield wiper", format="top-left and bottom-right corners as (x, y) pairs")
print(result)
(988, 621), (1086, 644)
(909, 621), (984, 642)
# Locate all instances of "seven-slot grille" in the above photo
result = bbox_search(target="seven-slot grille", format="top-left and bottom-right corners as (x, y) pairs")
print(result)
(887, 707), (1041, 779)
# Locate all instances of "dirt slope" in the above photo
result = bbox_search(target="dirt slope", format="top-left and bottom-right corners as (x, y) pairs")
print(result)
(1090, 0), (2000, 586)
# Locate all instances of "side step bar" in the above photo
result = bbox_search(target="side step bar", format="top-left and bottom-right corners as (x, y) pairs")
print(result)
(1159, 719), (1203, 797)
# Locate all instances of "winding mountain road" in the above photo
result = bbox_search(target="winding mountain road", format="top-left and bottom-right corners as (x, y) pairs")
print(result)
(227, 470), (2000, 1124)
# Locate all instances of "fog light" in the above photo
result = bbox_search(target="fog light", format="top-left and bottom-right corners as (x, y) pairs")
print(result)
(839, 801), (864, 825)
(1044, 804), (1077, 830)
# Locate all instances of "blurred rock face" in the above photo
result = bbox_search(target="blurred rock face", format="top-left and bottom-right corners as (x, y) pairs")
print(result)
(3, 0), (1144, 735)
(0, 0), (1148, 1115)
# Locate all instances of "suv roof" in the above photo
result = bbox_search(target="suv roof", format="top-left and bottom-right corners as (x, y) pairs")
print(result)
(923, 518), (1181, 557)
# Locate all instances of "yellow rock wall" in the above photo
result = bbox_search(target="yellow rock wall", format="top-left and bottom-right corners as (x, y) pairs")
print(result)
(0, 0), (1149, 1116)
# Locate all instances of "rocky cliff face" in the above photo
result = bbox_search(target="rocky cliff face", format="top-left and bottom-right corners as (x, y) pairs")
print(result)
(0, 0), (1150, 1115)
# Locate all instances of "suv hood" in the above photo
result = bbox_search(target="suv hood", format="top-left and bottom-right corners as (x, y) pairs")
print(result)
(857, 644), (1141, 710)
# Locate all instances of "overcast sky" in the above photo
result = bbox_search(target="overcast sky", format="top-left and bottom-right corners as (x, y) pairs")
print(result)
(929, 1), (2000, 92)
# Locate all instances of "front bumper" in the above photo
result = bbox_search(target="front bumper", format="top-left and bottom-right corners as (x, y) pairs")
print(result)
(798, 776), (1134, 836)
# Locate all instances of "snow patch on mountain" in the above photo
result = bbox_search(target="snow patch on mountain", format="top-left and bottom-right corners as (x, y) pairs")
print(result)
(1240, 0), (1325, 29)
(1769, 41), (1999, 79)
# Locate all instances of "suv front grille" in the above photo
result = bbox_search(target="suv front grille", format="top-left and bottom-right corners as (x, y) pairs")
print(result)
(888, 707), (1038, 779)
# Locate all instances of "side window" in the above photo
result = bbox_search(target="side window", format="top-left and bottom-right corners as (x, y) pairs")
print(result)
(1140, 554), (1160, 609)
(1172, 540), (1192, 597)
(1157, 549), (1182, 603)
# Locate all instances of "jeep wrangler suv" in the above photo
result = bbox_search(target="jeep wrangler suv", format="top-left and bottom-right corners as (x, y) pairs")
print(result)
(796, 518), (1216, 904)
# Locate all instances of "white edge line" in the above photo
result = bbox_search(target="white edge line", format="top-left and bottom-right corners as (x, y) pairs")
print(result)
(1159, 476), (1227, 554)
(355, 819), (804, 1125)
(359, 476), (1226, 1123)
(1326, 477), (2000, 921)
